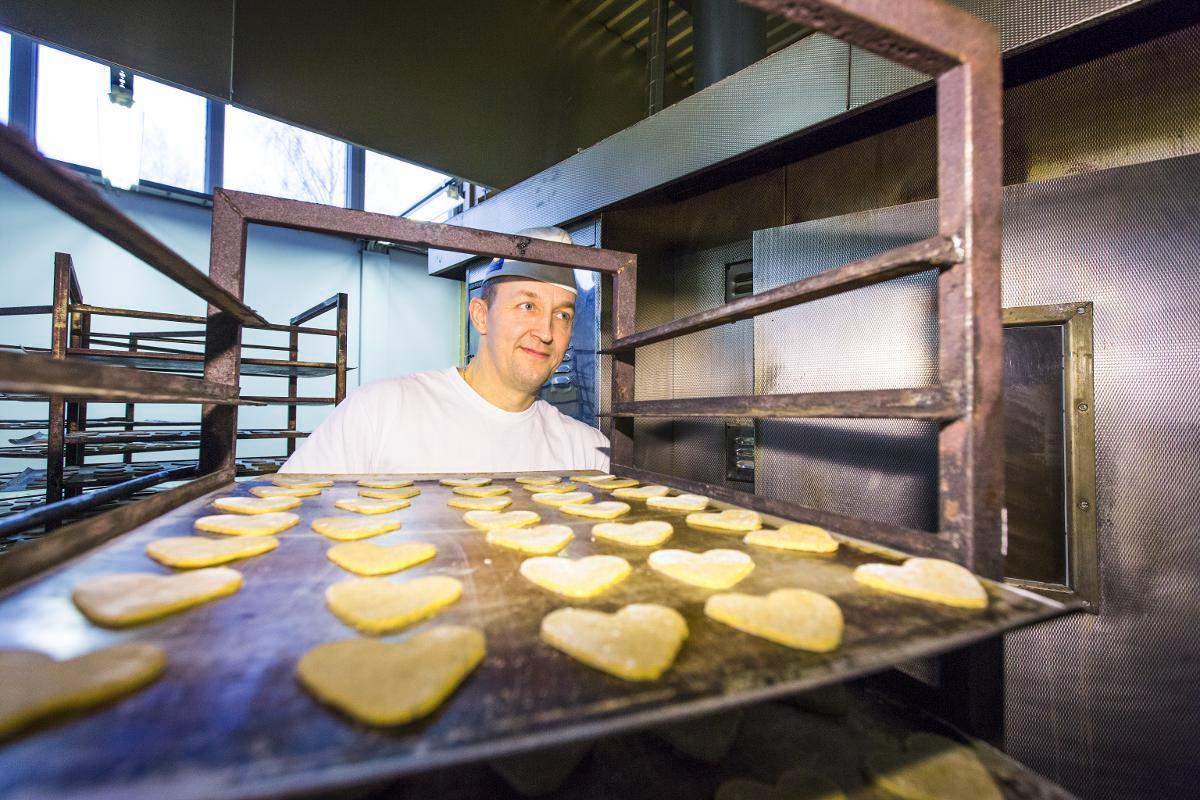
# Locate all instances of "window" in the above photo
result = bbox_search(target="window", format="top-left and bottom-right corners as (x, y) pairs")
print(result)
(0, 31), (11, 125)
(364, 149), (459, 220)
(223, 106), (346, 205)
(35, 45), (108, 169)
(137, 76), (206, 191)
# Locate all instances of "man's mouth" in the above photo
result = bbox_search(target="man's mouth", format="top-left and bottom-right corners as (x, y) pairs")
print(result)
(519, 346), (550, 360)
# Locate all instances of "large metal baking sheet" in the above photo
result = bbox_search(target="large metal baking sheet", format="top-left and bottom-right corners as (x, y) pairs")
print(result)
(0, 474), (1069, 800)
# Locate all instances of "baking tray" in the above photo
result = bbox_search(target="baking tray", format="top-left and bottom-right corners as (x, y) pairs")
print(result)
(0, 473), (1071, 800)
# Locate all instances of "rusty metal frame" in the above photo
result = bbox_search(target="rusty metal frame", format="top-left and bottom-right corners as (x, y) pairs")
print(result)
(606, 0), (1003, 579)
(200, 189), (636, 476)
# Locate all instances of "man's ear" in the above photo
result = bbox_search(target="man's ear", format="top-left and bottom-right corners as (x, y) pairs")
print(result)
(468, 296), (489, 336)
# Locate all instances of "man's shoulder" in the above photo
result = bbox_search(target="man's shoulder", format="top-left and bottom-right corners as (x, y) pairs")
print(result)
(536, 400), (609, 445)
(349, 368), (458, 403)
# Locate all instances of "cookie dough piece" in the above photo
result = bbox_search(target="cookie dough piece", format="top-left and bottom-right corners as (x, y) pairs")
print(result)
(540, 604), (687, 681)
(521, 481), (578, 493)
(612, 484), (671, 501)
(250, 485), (321, 499)
(589, 477), (639, 490)
(853, 558), (988, 609)
(866, 733), (1002, 800)
(716, 769), (846, 800)
(515, 475), (561, 486)
(447, 495), (512, 511)
(532, 490), (593, 507)
(359, 486), (421, 500)
(295, 626), (484, 727)
(452, 484), (511, 498)
(327, 541), (436, 576)
(0, 643), (167, 739)
(440, 476), (491, 487)
(312, 516), (401, 541)
(486, 524), (574, 555)
(592, 520), (674, 548)
(648, 549), (754, 589)
(463, 510), (541, 530)
(357, 477), (414, 489)
(193, 512), (299, 536)
(272, 474), (334, 488)
(573, 473), (614, 485)
(326, 576), (463, 635)
(213, 495), (301, 515)
(146, 535), (278, 569)
(686, 509), (763, 533)
(705, 588), (843, 652)
(745, 523), (838, 554)
(647, 494), (710, 512)
(560, 500), (631, 520)
(336, 497), (411, 515)
(72, 567), (243, 627)
(520, 555), (632, 599)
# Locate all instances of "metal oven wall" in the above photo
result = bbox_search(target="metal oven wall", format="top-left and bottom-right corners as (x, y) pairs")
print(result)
(753, 154), (1200, 800)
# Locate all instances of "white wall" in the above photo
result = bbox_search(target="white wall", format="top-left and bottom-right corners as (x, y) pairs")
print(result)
(0, 174), (462, 474)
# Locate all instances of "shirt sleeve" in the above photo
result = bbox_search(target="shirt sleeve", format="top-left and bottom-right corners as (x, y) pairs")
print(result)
(278, 385), (381, 474)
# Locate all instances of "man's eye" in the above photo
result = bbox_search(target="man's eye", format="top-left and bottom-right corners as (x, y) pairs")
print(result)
(519, 302), (534, 311)
(557, 312), (573, 322)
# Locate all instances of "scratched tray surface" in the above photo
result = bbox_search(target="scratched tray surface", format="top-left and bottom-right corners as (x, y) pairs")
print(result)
(0, 474), (1068, 800)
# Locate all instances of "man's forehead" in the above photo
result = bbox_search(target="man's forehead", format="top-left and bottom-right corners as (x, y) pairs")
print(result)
(491, 277), (576, 306)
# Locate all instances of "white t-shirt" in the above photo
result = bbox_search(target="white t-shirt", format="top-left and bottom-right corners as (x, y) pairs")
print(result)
(280, 367), (610, 474)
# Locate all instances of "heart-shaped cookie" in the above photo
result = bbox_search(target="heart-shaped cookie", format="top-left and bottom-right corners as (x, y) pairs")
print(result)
(592, 520), (674, 547)
(589, 477), (639, 490)
(647, 494), (710, 512)
(312, 516), (401, 541)
(463, 510), (541, 530)
(194, 512), (299, 536)
(704, 588), (843, 652)
(532, 490), (594, 507)
(452, 484), (511, 498)
(272, 474), (334, 488)
(327, 541), (436, 576)
(440, 476), (491, 487)
(359, 486), (421, 500)
(716, 769), (846, 800)
(560, 500), (631, 520)
(296, 626), (484, 726)
(686, 509), (762, 533)
(250, 485), (321, 498)
(515, 475), (561, 485)
(744, 523), (838, 554)
(612, 484), (671, 501)
(866, 733), (1002, 800)
(486, 524), (574, 555)
(540, 604), (687, 681)
(0, 643), (167, 739)
(573, 473), (614, 485)
(522, 481), (578, 493)
(72, 567), (243, 627)
(447, 495), (512, 511)
(853, 558), (987, 609)
(357, 477), (414, 489)
(648, 549), (754, 589)
(213, 495), (302, 515)
(325, 575), (463, 634)
(336, 497), (411, 515)
(520, 555), (632, 598)
(146, 535), (278, 568)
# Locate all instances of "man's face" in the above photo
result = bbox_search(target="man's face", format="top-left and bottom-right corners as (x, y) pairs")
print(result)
(472, 277), (576, 395)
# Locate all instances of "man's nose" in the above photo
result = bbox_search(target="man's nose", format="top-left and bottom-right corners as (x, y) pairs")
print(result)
(532, 311), (554, 343)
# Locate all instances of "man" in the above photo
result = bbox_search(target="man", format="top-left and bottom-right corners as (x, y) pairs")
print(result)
(279, 226), (610, 474)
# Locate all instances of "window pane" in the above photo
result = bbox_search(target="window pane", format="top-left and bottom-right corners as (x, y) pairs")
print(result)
(408, 188), (462, 223)
(223, 106), (346, 205)
(364, 149), (457, 218)
(138, 76), (206, 191)
(35, 45), (108, 168)
(0, 32), (11, 125)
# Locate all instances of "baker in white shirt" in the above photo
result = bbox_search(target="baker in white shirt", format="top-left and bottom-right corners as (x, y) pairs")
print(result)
(280, 226), (610, 475)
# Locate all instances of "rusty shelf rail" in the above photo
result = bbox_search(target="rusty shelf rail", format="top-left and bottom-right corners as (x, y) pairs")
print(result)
(607, 0), (1002, 580)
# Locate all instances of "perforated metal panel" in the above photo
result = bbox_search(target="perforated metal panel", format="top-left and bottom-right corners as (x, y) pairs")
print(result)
(753, 154), (1200, 800)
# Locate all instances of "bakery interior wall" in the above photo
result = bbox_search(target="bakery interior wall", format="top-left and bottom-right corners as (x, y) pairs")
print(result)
(598, 10), (1200, 800)
(0, 175), (463, 475)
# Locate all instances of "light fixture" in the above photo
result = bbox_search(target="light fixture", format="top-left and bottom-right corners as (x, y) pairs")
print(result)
(97, 66), (143, 190)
